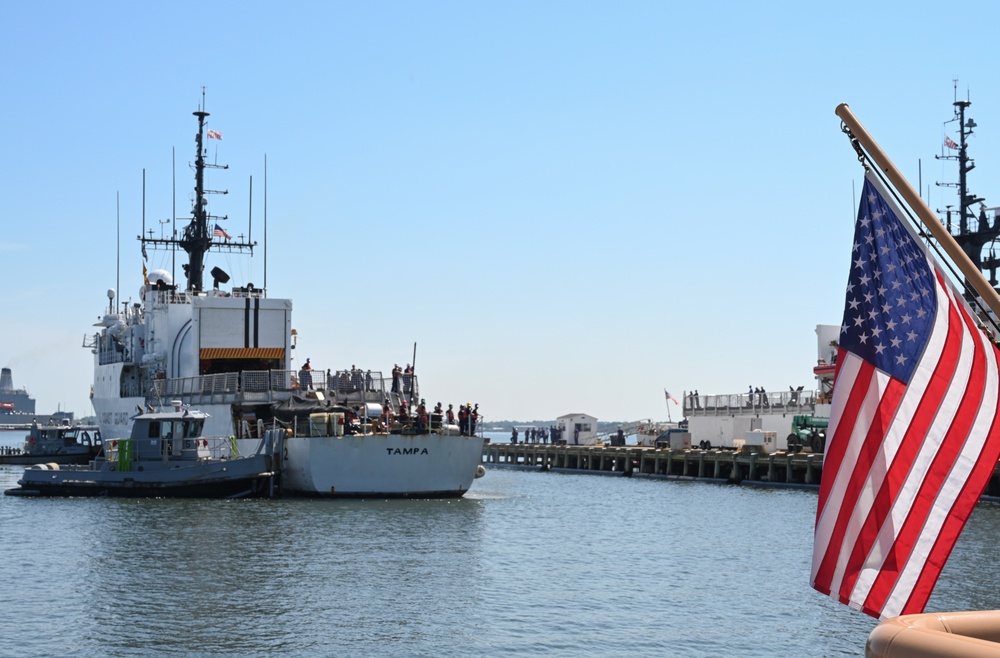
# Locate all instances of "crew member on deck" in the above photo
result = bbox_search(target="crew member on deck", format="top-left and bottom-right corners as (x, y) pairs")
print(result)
(416, 399), (428, 433)
(403, 364), (413, 393)
(300, 359), (313, 390)
(432, 402), (443, 429)
(381, 399), (393, 430)
(391, 364), (401, 393)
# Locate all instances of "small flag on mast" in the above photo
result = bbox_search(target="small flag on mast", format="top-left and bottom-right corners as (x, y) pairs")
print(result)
(213, 224), (231, 240)
(944, 135), (959, 150)
(207, 130), (222, 140)
(810, 171), (1000, 620)
(664, 389), (679, 405)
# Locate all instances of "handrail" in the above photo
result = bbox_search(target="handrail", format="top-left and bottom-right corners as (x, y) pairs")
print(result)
(683, 389), (818, 415)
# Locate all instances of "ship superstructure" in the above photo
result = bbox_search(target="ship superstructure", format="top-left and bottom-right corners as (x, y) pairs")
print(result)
(87, 98), (293, 439)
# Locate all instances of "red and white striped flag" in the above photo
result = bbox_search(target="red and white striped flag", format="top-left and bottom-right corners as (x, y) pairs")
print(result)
(811, 171), (1000, 620)
(664, 389), (679, 405)
(944, 135), (959, 150)
(207, 130), (222, 140)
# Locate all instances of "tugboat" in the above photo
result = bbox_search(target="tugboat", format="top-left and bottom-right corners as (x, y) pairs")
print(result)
(0, 421), (101, 466)
(85, 93), (486, 498)
(4, 402), (281, 498)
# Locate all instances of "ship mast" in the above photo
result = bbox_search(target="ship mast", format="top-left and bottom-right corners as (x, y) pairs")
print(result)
(139, 93), (255, 293)
(936, 91), (1000, 289)
(181, 109), (214, 292)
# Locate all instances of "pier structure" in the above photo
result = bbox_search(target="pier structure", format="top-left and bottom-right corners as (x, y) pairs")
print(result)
(482, 443), (825, 488)
(482, 443), (1000, 496)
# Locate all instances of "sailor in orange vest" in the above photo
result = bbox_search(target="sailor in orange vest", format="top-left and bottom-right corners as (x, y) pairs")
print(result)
(416, 399), (428, 433)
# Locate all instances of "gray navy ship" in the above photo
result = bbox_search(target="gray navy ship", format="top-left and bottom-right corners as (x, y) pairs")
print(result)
(0, 368), (36, 416)
(0, 367), (75, 426)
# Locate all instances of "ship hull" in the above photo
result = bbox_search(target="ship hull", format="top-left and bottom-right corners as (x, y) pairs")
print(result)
(281, 433), (485, 498)
(0, 451), (97, 466)
(9, 455), (275, 498)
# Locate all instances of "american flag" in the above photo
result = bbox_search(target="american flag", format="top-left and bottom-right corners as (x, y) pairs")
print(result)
(207, 130), (222, 140)
(811, 171), (1000, 620)
(944, 135), (959, 150)
(213, 224), (231, 240)
(664, 389), (679, 405)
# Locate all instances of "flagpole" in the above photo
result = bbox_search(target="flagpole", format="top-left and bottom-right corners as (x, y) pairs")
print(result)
(835, 103), (1000, 319)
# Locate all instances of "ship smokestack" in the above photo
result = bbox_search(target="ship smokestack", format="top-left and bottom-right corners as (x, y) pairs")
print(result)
(0, 368), (12, 393)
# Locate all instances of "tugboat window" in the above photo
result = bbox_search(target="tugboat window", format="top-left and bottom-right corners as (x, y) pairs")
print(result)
(148, 421), (160, 438)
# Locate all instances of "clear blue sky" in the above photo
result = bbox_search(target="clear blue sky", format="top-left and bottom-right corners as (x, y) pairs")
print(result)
(3, 1), (1000, 422)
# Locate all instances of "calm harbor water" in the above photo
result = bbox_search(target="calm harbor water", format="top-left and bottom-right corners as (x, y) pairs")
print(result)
(1, 429), (999, 657)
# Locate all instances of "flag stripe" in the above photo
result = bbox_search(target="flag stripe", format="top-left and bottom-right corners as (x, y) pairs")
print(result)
(890, 312), (1000, 613)
(812, 355), (886, 592)
(843, 278), (965, 612)
(814, 364), (904, 601)
(860, 279), (984, 614)
(905, 407), (1000, 611)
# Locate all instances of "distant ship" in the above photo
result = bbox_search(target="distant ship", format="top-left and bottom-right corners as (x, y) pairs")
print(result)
(0, 368), (36, 416)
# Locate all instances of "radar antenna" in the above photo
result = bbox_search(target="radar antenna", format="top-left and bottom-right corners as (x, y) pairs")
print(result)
(138, 93), (256, 292)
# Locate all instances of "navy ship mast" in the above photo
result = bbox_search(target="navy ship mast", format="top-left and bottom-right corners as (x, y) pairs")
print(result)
(139, 91), (255, 293)
(936, 89), (1000, 290)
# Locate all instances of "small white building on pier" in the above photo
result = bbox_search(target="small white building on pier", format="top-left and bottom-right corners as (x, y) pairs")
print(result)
(557, 413), (598, 445)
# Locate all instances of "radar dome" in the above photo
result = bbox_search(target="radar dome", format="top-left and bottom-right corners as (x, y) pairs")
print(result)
(148, 269), (173, 286)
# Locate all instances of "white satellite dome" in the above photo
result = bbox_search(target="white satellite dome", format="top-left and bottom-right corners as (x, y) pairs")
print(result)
(148, 269), (173, 286)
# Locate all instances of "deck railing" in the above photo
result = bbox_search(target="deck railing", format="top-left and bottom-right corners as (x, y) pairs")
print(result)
(147, 368), (417, 408)
(683, 389), (818, 416)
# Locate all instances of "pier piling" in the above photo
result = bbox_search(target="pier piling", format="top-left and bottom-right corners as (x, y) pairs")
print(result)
(482, 443), (827, 489)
